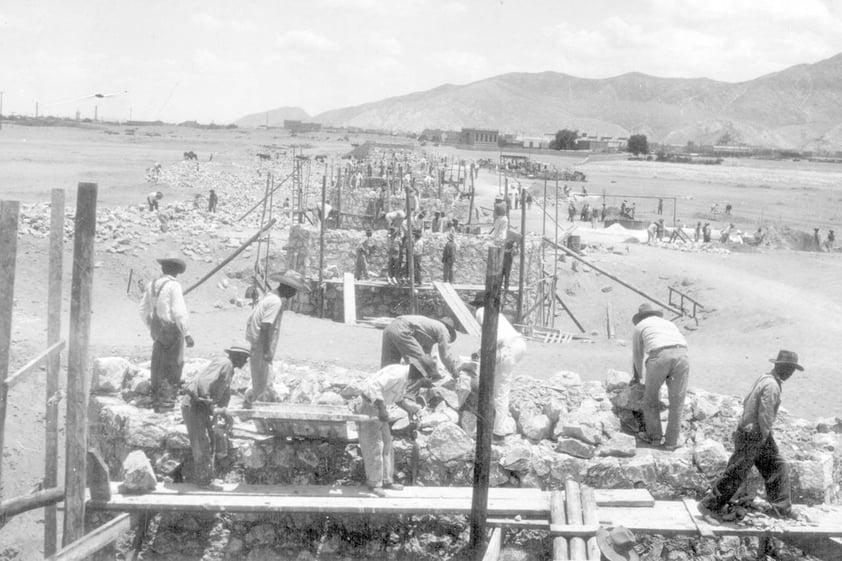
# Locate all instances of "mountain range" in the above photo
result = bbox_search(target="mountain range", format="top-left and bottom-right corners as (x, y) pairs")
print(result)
(237, 53), (842, 151)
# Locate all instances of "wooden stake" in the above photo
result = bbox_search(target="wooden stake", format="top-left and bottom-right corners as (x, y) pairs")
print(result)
(336, 167), (342, 229)
(554, 294), (586, 334)
(581, 485), (600, 560)
(550, 490), (569, 560)
(45, 187), (64, 556)
(405, 179), (416, 314)
(469, 246), (504, 560)
(564, 480), (586, 560)
(606, 303), (615, 339)
(0, 200), (19, 498)
(467, 171), (475, 226)
(319, 175), (327, 318)
(63, 182), (97, 546)
(516, 189), (527, 323)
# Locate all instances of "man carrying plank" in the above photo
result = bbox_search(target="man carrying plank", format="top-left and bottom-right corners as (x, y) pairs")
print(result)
(180, 343), (250, 490)
(358, 355), (440, 497)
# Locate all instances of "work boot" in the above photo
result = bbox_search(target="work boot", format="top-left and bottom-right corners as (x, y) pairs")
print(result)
(368, 485), (386, 498)
(383, 482), (403, 491)
(696, 500), (723, 523)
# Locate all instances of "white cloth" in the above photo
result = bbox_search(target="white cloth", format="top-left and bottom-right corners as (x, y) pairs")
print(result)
(475, 308), (526, 435)
(489, 215), (509, 244)
(139, 275), (190, 336)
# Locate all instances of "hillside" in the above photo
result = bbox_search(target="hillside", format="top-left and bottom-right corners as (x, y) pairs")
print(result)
(235, 106), (310, 128)
(292, 53), (842, 150)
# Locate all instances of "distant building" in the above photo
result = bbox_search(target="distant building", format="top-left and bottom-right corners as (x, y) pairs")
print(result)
(284, 120), (322, 133)
(522, 136), (550, 149)
(460, 128), (499, 147)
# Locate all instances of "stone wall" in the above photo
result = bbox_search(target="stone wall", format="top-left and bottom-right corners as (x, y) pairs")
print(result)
(88, 355), (841, 560)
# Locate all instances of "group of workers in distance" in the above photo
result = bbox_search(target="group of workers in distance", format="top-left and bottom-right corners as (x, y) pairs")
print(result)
(141, 252), (804, 517)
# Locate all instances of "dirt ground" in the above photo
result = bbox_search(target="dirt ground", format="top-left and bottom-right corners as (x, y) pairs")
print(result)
(1, 123), (841, 557)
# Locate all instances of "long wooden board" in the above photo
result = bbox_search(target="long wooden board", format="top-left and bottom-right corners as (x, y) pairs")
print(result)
(48, 513), (132, 561)
(433, 281), (482, 337)
(343, 272), (356, 325)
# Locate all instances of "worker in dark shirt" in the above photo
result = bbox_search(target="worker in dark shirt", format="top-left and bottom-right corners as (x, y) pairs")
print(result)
(181, 343), (250, 489)
(698, 350), (803, 520)
(442, 232), (456, 283)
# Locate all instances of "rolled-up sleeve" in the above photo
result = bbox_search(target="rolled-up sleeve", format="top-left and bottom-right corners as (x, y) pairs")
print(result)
(169, 282), (190, 337)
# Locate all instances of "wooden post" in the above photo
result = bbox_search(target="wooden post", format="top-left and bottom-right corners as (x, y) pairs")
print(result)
(45, 189), (64, 556)
(0, 200), (19, 497)
(467, 171), (475, 226)
(504, 178), (509, 219)
(336, 167), (342, 229)
(318, 175), (327, 318)
(469, 246), (504, 560)
(405, 180), (416, 314)
(553, 179), (559, 320)
(606, 303), (615, 339)
(550, 490), (569, 560)
(63, 182), (97, 546)
(581, 486), (600, 560)
(516, 189), (527, 323)
(564, 480), (586, 560)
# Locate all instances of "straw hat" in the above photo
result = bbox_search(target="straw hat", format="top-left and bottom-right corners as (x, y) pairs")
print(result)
(596, 526), (639, 561)
(268, 270), (311, 293)
(156, 254), (186, 274)
(225, 342), (251, 356)
(632, 303), (663, 325)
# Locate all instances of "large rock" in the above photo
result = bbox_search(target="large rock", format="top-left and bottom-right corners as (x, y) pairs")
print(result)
(427, 422), (473, 464)
(656, 453), (707, 494)
(521, 414), (552, 442)
(245, 523), (276, 547)
(692, 439), (729, 476)
(119, 450), (156, 493)
(92, 357), (133, 393)
(498, 438), (533, 472)
(689, 391), (720, 421)
(792, 453), (834, 504)
(125, 416), (168, 449)
(556, 438), (595, 459)
(560, 424), (602, 445)
(598, 433), (636, 458)
(605, 369), (631, 392)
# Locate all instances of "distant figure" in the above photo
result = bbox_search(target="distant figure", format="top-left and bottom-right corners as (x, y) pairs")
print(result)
(702, 222), (712, 243)
(489, 210), (509, 244)
(629, 203), (636, 219)
(656, 218), (665, 240)
(657, 198), (664, 215)
(355, 229), (374, 280)
(725, 202), (732, 215)
(826, 229), (836, 251)
(207, 189), (218, 213)
(387, 228), (403, 285)
(147, 191), (163, 211)
(694, 221), (702, 242)
(814, 228), (822, 251)
(282, 197), (291, 217)
(720, 223), (735, 244)
(580, 202), (590, 222)
(567, 201), (576, 222)
(442, 233), (456, 283)
(620, 200), (628, 216)
(412, 230), (423, 284)
(563, 184), (571, 197)
(526, 192), (533, 209)
(710, 202), (720, 215)
(600, 202), (607, 222)
(647, 222), (657, 244)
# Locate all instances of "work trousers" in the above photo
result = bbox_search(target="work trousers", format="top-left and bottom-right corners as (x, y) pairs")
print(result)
(413, 255), (422, 284)
(150, 336), (184, 409)
(380, 319), (424, 368)
(181, 400), (214, 485)
(642, 346), (689, 447)
(355, 252), (369, 280)
(443, 261), (454, 283)
(388, 256), (401, 280)
(358, 399), (394, 488)
(492, 336), (527, 436)
(702, 428), (791, 512)
(249, 345), (276, 403)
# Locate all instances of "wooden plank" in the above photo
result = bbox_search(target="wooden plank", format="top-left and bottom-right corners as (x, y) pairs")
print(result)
(63, 182), (97, 546)
(550, 490), (569, 561)
(45, 187), (64, 557)
(482, 527), (502, 561)
(0, 487), (64, 519)
(48, 513), (132, 561)
(682, 497), (716, 538)
(565, 480), (586, 561)
(434, 281), (482, 337)
(232, 409), (371, 424)
(343, 272), (356, 325)
(581, 486), (600, 560)
(4, 340), (66, 388)
(0, 200), (19, 498)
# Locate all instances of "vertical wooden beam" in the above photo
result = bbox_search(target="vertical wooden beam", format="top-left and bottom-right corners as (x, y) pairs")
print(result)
(45, 188), (64, 556)
(581, 485), (600, 560)
(0, 200), (20, 498)
(336, 167), (342, 229)
(553, 180), (559, 321)
(467, 171), (475, 225)
(504, 178), (509, 219)
(564, 480), (586, 560)
(405, 179), (416, 314)
(318, 175), (327, 319)
(516, 189), (527, 323)
(550, 490), (569, 560)
(469, 247), (504, 560)
(63, 182), (97, 546)
(606, 303), (615, 339)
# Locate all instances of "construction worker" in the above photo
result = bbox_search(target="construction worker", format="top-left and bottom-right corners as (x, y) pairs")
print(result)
(412, 229), (424, 284)
(489, 198), (509, 244)
(657, 198), (664, 215)
(442, 232), (456, 283)
(244, 271), (310, 406)
(358, 355), (440, 497)
(139, 255), (194, 412)
(181, 343), (250, 489)
(386, 227), (403, 284)
(698, 350), (803, 520)
(354, 229), (374, 280)
(470, 291), (527, 441)
(381, 315), (459, 377)
(208, 189), (218, 213)
(631, 303), (689, 450)
(826, 229), (836, 251)
(147, 190), (163, 211)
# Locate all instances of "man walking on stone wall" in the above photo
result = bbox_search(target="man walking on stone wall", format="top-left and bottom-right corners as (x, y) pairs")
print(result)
(244, 271), (310, 406)
(140, 255), (195, 412)
(631, 303), (689, 450)
(698, 350), (803, 520)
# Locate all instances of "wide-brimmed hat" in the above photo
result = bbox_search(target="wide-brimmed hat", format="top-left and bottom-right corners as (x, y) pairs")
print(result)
(409, 355), (441, 381)
(769, 349), (804, 371)
(268, 270), (311, 293)
(439, 317), (458, 342)
(156, 254), (186, 274)
(225, 342), (251, 356)
(632, 303), (663, 325)
(596, 526), (639, 561)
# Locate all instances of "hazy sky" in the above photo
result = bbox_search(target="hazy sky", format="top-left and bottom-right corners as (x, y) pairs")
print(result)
(2, 0), (841, 124)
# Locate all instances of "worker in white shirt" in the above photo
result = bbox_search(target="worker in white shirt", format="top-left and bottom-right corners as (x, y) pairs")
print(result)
(469, 291), (527, 441)
(631, 303), (690, 450)
(139, 255), (194, 412)
(488, 197), (509, 244)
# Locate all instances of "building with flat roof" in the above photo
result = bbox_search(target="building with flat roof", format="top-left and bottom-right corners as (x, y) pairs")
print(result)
(460, 128), (499, 147)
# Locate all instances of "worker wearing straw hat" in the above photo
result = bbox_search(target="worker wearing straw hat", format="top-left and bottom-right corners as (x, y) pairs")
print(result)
(244, 270), (310, 406)
(140, 254), (194, 412)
